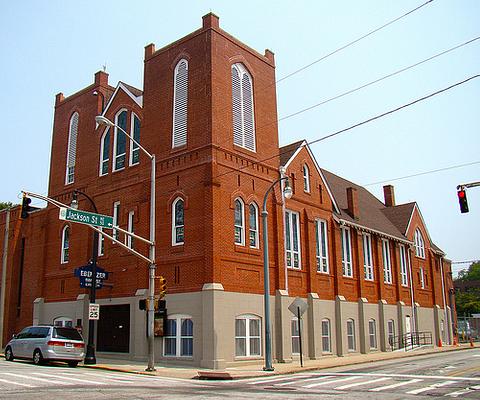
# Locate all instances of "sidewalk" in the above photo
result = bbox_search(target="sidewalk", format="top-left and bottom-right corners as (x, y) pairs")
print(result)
(83, 343), (478, 380)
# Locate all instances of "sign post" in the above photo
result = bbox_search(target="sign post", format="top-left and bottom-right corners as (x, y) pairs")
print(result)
(288, 298), (308, 367)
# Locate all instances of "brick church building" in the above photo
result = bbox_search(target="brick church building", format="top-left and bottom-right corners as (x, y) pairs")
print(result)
(0, 13), (456, 368)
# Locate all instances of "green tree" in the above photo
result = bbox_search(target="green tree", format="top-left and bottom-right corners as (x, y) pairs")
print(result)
(0, 201), (14, 211)
(457, 261), (480, 281)
(455, 261), (480, 316)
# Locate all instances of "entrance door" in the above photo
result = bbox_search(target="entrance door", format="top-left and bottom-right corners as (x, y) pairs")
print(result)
(96, 304), (130, 353)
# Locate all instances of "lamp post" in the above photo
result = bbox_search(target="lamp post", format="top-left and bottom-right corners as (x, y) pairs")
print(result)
(262, 174), (292, 371)
(71, 189), (98, 364)
(95, 115), (157, 372)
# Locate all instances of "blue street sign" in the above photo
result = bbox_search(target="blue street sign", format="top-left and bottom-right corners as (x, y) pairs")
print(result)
(74, 264), (109, 289)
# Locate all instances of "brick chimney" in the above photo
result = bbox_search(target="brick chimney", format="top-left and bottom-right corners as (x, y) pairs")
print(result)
(346, 187), (359, 220)
(202, 12), (220, 29)
(383, 185), (395, 207)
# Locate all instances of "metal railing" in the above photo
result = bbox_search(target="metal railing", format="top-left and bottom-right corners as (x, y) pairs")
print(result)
(389, 331), (433, 351)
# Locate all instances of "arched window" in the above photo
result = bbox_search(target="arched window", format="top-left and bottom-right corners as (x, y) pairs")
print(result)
(387, 319), (395, 347)
(321, 319), (331, 353)
(347, 319), (356, 352)
(164, 315), (193, 357)
(303, 164), (310, 192)
(291, 317), (300, 354)
(235, 315), (261, 357)
(113, 109), (127, 171)
(172, 198), (184, 245)
(61, 226), (70, 264)
(66, 112), (79, 184)
(99, 127), (110, 176)
(368, 319), (377, 349)
(414, 228), (425, 258)
(234, 198), (245, 245)
(130, 113), (140, 165)
(231, 63), (255, 152)
(172, 59), (188, 148)
(249, 203), (259, 248)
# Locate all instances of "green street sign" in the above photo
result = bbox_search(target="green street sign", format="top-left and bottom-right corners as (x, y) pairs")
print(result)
(59, 207), (114, 229)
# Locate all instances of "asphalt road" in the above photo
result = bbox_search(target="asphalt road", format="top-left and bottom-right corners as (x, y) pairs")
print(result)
(0, 349), (479, 399)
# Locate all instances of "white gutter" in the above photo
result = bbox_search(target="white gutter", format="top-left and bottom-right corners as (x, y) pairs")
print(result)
(439, 257), (450, 344)
(407, 247), (417, 333)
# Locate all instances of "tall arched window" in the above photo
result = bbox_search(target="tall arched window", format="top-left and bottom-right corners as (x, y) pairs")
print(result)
(321, 319), (331, 353)
(66, 112), (79, 184)
(414, 228), (425, 258)
(113, 110), (127, 171)
(249, 203), (259, 248)
(231, 63), (255, 152)
(172, 59), (188, 148)
(172, 197), (184, 246)
(303, 164), (310, 192)
(61, 226), (70, 264)
(347, 319), (356, 352)
(234, 198), (245, 246)
(368, 319), (377, 349)
(99, 127), (110, 176)
(130, 113), (140, 166)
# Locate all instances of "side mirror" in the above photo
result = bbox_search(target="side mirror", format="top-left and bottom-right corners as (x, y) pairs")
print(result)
(12, 333), (17, 339)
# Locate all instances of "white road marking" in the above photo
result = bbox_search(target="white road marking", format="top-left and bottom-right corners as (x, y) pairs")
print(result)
(406, 380), (456, 395)
(1, 372), (74, 385)
(303, 376), (359, 389)
(310, 372), (480, 382)
(335, 377), (390, 390)
(0, 377), (35, 387)
(34, 372), (106, 385)
(247, 374), (313, 385)
(370, 378), (423, 392)
(445, 388), (473, 397)
(275, 376), (329, 386)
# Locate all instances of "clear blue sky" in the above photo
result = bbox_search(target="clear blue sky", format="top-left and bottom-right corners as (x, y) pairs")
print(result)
(1, 1), (478, 275)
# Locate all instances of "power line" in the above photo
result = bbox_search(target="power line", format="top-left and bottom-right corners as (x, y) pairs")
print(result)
(363, 161), (480, 186)
(276, 0), (435, 84)
(278, 36), (480, 123)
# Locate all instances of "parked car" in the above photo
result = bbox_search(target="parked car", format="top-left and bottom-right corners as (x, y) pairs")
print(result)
(4, 325), (85, 367)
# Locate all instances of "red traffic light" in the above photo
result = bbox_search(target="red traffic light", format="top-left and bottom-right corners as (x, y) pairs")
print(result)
(458, 190), (465, 199)
(457, 189), (469, 213)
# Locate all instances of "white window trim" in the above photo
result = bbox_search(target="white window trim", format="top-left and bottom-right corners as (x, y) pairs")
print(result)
(368, 319), (377, 350)
(65, 112), (79, 185)
(235, 314), (262, 358)
(112, 201), (120, 242)
(362, 233), (374, 281)
(249, 203), (259, 249)
(99, 127), (110, 176)
(382, 239), (392, 284)
(129, 112), (140, 166)
(347, 319), (356, 352)
(234, 198), (245, 246)
(163, 314), (193, 358)
(61, 225), (70, 264)
(399, 244), (408, 287)
(303, 164), (310, 193)
(113, 109), (128, 172)
(172, 59), (188, 148)
(172, 197), (185, 246)
(321, 318), (331, 353)
(315, 219), (329, 274)
(126, 210), (134, 248)
(341, 226), (353, 277)
(414, 228), (425, 259)
(285, 210), (301, 269)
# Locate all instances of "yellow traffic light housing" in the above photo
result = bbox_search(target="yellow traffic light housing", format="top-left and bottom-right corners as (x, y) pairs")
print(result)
(157, 276), (167, 299)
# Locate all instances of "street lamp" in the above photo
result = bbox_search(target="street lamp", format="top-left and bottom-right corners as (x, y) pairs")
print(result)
(262, 173), (292, 371)
(71, 189), (99, 365)
(95, 115), (157, 372)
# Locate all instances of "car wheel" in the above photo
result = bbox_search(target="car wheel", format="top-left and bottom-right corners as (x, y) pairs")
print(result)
(67, 361), (78, 368)
(4, 346), (14, 361)
(33, 349), (44, 365)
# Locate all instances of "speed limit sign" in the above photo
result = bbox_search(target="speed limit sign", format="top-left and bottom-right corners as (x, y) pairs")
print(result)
(89, 303), (100, 320)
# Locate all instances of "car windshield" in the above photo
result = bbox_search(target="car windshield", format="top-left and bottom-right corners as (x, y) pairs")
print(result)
(53, 327), (83, 341)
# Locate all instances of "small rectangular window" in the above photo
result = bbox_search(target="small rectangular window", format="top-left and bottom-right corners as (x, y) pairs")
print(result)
(113, 201), (120, 242)
(126, 211), (134, 249)
(315, 219), (329, 273)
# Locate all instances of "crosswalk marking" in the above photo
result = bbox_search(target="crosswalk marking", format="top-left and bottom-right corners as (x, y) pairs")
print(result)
(406, 380), (457, 395)
(335, 377), (390, 390)
(33, 372), (106, 385)
(303, 376), (359, 389)
(445, 388), (474, 397)
(1, 372), (74, 385)
(370, 378), (423, 391)
(0, 377), (35, 387)
(247, 374), (313, 385)
(275, 376), (329, 386)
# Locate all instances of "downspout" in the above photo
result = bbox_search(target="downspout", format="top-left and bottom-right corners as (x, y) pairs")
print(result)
(280, 167), (288, 292)
(407, 247), (417, 333)
(439, 256), (450, 344)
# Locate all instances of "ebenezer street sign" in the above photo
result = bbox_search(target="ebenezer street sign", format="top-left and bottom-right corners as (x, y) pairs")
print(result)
(59, 207), (113, 229)
(74, 264), (109, 289)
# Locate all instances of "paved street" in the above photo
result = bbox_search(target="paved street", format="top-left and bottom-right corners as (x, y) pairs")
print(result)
(0, 349), (478, 399)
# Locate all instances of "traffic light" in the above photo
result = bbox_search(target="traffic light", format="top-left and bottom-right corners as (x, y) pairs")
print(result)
(158, 276), (167, 299)
(457, 189), (469, 213)
(21, 196), (33, 219)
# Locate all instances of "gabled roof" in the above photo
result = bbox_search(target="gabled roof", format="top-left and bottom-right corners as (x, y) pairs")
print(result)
(101, 82), (143, 117)
(382, 202), (416, 236)
(321, 169), (408, 242)
(279, 141), (340, 214)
